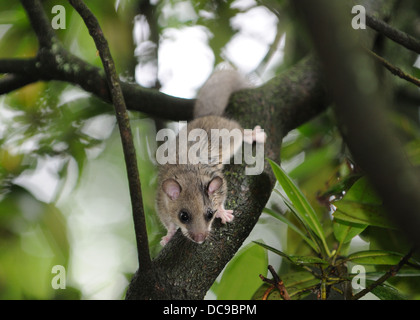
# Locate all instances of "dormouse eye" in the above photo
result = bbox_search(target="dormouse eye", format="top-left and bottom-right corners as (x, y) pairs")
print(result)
(179, 210), (191, 224)
(205, 208), (215, 221)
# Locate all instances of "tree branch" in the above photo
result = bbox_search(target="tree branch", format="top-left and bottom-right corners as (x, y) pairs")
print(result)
(68, 0), (152, 274)
(1, 1), (193, 120)
(20, 0), (58, 48)
(0, 58), (38, 74)
(0, 58), (40, 94)
(259, 265), (291, 300)
(0, 51), (194, 120)
(366, 14), (420, 55)
(351, 248), (415, 300)
(366, 49), (420, 88)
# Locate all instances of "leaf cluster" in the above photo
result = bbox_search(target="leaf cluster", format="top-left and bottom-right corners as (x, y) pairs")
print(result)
(252, 153), (420, 300)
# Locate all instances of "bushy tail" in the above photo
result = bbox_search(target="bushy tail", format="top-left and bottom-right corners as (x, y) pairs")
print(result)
(193, 69), (249, 118)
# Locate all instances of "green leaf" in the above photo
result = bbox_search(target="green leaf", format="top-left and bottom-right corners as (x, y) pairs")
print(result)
(340, 176), (382, 204)
(404, 139), (420, 166)
(288, 143), (337, 181)
(361, 269), (420, 278)
(333, 202), (394, 229)
(253, 241), (328, 266)
(367, 281), (407, 300)
(263, 208), (319, 253)
(211, 242), (268, 299)
(346, 250), (405, 265)
(318, 173), (362, 202)
(289, 255), (329, 265)
(268, 159), (330, 256)
(333, 219), (367, 244)
(333, 177), (395, 229)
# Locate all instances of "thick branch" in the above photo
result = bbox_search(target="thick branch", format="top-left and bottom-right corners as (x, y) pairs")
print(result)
(0, 58), (37, 74)
(0, 51), (194, 120)
(2, 2), (193, 120)
(0, 58), (39, 94)
(20, 0), (58, 48)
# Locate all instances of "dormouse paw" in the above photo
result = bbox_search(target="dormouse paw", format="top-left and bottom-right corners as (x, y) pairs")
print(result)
(160, 224), (177, 246)
(243, 125), (267, 144)
(216, 205), (234, 224)
(160, 235), (171, 246)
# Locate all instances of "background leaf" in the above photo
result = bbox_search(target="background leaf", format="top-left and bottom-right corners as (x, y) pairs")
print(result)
(268, 159), (330, 256)
(333, 177), (394, 228)
(368, 281), (407, 300)
(211, 242), (268, 300)
(346, 250), (408, 265)
(333, 219), (367, 245)
(263, 207), (319, 253)
(253, 241), (328, 266)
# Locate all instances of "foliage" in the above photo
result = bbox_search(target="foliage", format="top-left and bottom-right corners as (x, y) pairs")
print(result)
(251, 131), (420, 299)
(0, 0), (140, 299)
(211, 242), (268, 300)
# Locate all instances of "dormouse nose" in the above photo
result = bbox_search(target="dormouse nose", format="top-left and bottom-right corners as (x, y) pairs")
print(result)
(192, 233), (206, 243)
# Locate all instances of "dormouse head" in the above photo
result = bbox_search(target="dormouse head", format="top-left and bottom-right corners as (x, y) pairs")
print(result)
(161, 175), (224, 244)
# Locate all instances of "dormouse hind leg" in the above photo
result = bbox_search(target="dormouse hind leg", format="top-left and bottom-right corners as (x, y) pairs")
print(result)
(160, 223), (177, 246)
(216, 204), (234, 224)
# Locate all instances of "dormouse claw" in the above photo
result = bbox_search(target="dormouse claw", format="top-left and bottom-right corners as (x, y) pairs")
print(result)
(216, 204), (234, 224)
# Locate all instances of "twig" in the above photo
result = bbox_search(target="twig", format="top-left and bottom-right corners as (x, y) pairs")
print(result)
(366, 49), (420, 88)
(259, 265), (291, 300)
(252, 21), (284, 77)
(351, 248), (415, 300)
(68, 0), (151, 272)
(366, 14), (420, 55)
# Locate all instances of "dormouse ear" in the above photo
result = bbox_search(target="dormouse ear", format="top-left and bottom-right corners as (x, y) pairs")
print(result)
(162, 179), (181, 200)
(208, 177), (223, 195)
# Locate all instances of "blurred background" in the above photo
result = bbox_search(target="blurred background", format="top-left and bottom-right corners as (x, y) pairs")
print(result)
(1, 0), (420, 299)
